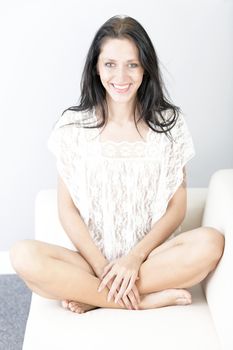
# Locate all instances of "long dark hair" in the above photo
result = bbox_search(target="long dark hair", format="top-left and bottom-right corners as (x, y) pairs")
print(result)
(59, 15), (181, 141)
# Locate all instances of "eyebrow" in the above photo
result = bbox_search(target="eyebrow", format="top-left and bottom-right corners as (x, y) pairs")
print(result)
(102, 58), (139, 62)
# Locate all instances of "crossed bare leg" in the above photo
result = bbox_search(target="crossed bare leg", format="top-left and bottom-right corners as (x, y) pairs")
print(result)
(61, 288), (192, 313)
(11, 226), (223, 315)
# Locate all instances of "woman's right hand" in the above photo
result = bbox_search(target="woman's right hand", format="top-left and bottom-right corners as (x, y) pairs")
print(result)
(109, 281), (140, 310)
(96, 266), (140, 310)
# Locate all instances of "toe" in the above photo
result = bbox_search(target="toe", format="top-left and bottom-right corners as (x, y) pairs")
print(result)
(68, 302), (76, 311)
(176, 297), (191, 305)
(175, 289), (192, 305)
(173, 289), (192, 302)
(61, 300), (69, 308)
(182, 290), (192, 302)
(76, 307), (84, 314)
(68, 302), (84, 313)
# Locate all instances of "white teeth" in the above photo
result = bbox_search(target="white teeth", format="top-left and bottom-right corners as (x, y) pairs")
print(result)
(113, 84), (130, 89)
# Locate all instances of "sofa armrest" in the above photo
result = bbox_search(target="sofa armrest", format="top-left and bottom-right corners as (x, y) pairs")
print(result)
(202, 169), (233, 350)
(182, 188), (208, 232)
(34, 189), (76, 250)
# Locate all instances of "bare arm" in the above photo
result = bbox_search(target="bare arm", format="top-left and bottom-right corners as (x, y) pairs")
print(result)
(57, 175), (108, 277)
(129, 167), (187, 261)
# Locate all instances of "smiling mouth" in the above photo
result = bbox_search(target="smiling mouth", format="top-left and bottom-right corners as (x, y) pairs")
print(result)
(111, 83), (131, 93)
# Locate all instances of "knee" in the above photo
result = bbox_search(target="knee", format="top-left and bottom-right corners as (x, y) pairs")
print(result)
(200, 227), (225, 268)
(9, 239), (42, 277)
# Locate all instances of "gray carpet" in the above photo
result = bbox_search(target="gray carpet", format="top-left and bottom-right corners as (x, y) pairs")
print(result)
(0, 274), (32, 350)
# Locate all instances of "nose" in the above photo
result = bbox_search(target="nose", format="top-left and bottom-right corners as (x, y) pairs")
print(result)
(114, 65), (129, 83)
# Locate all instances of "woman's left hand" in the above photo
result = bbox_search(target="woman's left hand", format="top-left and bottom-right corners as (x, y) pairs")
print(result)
(97, 253), (143, 303)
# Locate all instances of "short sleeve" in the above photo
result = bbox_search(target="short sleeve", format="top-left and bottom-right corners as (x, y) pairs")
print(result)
(170, 113), (196, 169)
(153, 112), (196, 225)
(165, 112), (196, 201)
(47, 110), (82, 189)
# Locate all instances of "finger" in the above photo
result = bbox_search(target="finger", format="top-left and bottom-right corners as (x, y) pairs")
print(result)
(128, 290), (139, 310)
(130, 286), (141, 308)
(122, 275), (136, 298)
(101, 261), (115, 279)
(107, 275), (124, 302)
(132, 285), (141, 305)
(114, 275), (131, 303)
(107, 281), (124, 307)
(117, 298), (124, 307)
(122, 294), (133, 310)
(98, 270), (116, 292)
(114, 290), (125, 307)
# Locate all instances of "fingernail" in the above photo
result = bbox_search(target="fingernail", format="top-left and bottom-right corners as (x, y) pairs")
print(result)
(98, 287), (102, 292)
(107, 295), (111, 302)
(114, 298), (118, 304)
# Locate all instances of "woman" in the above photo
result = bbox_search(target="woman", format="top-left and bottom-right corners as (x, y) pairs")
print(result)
(10, 15), (224, 313)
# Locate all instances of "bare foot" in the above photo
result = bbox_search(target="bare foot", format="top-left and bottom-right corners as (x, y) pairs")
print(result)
(138, 289), (192, 310)
(61, 300), (99, 314)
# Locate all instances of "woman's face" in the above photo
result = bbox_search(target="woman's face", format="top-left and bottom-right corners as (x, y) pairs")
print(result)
(96, 38), (144, 104)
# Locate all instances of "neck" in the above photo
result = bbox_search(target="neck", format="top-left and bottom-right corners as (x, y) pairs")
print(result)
(105, 97), (138, 125)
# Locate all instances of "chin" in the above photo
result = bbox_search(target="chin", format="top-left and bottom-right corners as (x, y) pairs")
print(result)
(107, 91), (137, 102)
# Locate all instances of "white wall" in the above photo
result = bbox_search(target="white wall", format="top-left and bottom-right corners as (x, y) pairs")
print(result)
(0, 0), (232, 250)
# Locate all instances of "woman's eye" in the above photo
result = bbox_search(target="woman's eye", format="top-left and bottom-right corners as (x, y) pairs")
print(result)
(105, 63), (114, 67)
(129, 63), (138, 68)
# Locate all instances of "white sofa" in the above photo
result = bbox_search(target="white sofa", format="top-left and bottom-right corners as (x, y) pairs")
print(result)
(22, 169), (233, 350)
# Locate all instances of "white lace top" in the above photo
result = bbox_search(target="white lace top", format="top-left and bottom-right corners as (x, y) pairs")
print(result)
(47, 108), (196, 261)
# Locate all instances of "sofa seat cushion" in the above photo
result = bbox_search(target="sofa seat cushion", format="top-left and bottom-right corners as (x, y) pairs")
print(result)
(23, 284), (220, 350)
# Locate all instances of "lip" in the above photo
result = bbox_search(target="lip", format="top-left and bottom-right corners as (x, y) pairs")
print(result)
(110, 83), (131, 94)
